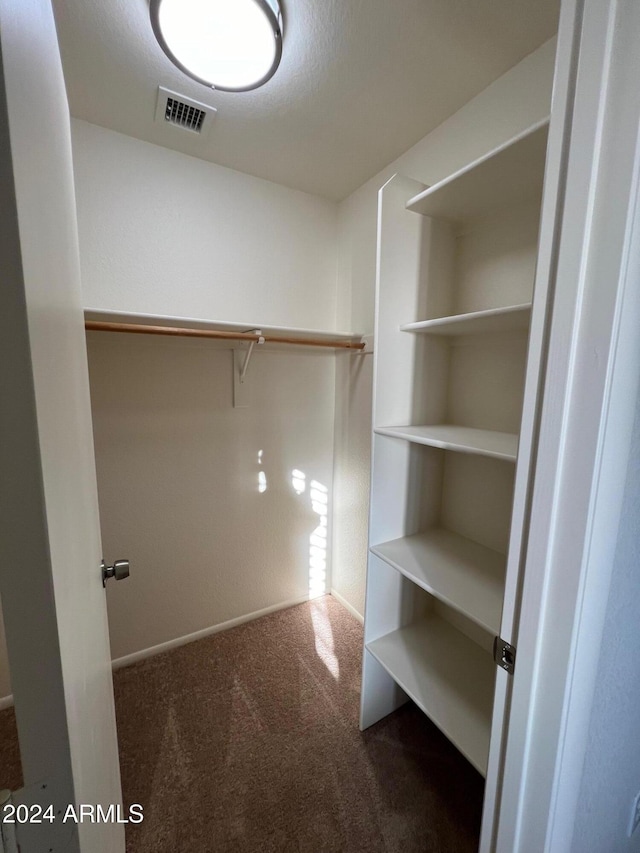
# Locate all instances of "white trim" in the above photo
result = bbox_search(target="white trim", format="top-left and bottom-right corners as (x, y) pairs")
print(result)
(494, 0), (640, 849)
(0, 590), (364, 712)
(480, 2), (582, 847)
(330, 588), (364, 624)
(0, 591), (362, 711)
(543, 2), (640, 845)
(0, 593), (340, 708)
(111, 595), (316, 669)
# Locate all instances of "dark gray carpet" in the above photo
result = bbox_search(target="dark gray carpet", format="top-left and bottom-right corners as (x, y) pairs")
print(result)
(0, 595), (483, 851)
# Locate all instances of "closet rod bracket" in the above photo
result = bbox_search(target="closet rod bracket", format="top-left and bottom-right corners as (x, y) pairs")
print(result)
(240, 329), (265, 384)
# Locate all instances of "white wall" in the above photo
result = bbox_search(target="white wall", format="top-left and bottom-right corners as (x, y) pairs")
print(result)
(71, 120), (340, 331)
(0, 121), (342, 702)
(338, 37), (557, 336)
(571, 379), (640, 852)
(75, 123), (342, 665)
(331, 38), (557, 618)
(331, 351), (373, 617)
(88, 333), (336, 662)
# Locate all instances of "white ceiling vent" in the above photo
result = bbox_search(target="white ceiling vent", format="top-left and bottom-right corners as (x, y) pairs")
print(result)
(154, 86), (216, 135)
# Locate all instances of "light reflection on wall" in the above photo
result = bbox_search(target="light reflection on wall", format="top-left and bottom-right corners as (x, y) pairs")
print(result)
(257, 449), (267, 493)
(289, 469), (329, 598)
(308, 480), (328, 599)
(291, 469), (306, 495)
(283, 468), (336, 677)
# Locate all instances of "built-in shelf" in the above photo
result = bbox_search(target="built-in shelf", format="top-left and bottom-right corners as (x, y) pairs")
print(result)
(371, 529), (505, 634)
(366, 614), (494, 775)
(362, 125), (545, 778)
(406, 120), (549, 228)
(374, 424), (518, 462)
(84, 309), (364, 349)
(400, 303), (531, 336)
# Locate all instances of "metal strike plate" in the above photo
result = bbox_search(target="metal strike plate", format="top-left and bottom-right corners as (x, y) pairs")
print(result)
(102, 559), (130, 588)
(494, 636), (516, 674)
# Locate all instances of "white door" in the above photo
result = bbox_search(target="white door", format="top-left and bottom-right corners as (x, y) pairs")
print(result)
(476, 3), (579, 845)
(481, 0), (640, 850)
(0, 1), (124, 852)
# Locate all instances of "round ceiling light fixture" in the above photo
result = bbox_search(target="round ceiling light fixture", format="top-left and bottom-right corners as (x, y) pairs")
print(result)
(150, 0), (283, 93)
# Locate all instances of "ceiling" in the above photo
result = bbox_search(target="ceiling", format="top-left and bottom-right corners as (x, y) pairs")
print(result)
(52, 0), (560, 201)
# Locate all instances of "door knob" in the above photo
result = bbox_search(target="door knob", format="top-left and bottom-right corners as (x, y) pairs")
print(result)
(102, 559), (130, 588)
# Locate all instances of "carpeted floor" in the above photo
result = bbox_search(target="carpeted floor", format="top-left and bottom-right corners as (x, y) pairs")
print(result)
(0, 596), (484, 852)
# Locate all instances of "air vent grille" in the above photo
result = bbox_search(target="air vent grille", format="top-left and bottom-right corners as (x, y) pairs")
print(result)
(165, 97), (206, 133)
(154, 87), (216, 135)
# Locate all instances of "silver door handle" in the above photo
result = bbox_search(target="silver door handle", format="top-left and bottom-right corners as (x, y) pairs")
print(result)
(102, 559), (130, 588)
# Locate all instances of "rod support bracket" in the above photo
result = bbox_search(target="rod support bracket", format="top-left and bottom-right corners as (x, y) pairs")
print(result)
(240, 329), (264, 384)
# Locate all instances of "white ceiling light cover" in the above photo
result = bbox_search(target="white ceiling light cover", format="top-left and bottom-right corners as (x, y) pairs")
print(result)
(151, 0), (283, 92)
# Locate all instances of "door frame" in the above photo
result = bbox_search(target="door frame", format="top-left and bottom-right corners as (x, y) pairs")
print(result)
(489, 0), (640, 849)
(0, 1), (124, 851)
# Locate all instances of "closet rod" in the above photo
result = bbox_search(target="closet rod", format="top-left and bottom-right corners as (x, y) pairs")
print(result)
(85, 320), (366, 350)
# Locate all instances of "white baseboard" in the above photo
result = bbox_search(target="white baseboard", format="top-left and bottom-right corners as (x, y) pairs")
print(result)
(330, 588), (364, 624)
(111, 594), (315, 670)
(0, 592), (340, 709)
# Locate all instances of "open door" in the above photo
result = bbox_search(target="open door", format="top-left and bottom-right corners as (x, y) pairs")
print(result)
(481, 0), (640, 849)
(0, 1), (124, 851)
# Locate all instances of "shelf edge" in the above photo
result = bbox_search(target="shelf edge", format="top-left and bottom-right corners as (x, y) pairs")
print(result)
(400, 302), (532, 333)
(370, 535), (502, 635)
(373, 426), (518, 462)
(405, 117), (550, 214)
(84, 308), (363, 344)
(366, 620), (492, 776)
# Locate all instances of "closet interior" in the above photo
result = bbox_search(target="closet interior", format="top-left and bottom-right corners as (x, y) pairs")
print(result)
(0, 0), (565, 845)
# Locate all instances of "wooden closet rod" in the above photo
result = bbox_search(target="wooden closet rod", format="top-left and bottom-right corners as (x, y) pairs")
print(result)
(85, 320), (366, 350)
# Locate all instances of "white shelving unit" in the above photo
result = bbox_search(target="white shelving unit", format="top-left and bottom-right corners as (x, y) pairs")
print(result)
(400, 303), (531, 336)
(84, 309), (364, 348)
(405, 120), (549, 227)
(84, 309), (366, 408)
(360, 119), (550, 784)
(374, 425), (518, 461)
(367, 613), (494, 775)
(371, 529), (504, 634)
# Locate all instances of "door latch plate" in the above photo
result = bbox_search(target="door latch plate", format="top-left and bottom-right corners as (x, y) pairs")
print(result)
(494, 636), (516, 674)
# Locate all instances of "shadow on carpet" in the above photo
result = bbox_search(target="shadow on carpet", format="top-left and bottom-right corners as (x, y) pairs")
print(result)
(0, 596), (484, 852)
(115, 596), (483, 852)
